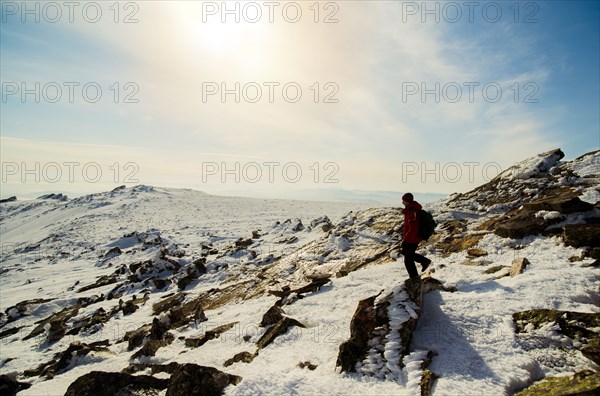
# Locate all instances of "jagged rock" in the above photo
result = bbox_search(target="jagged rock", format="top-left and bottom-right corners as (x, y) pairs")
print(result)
(153, 293), (186, 315)
(185, 322), (238, 348)
(165, 363), (241, 396)
(235, 238), (253, 249)
(256, 317), (305, 350)
(252, 230), (261, 239)
(0, 374), (31, 395)
(104, 246), (122, 258)
(3, 298), (54, 325)
(515, 370), (600, 396)
(336, 293), (382, 372)
(0, 196), (17, 203)
(124, 324), (153, 350)
(66, 307), (110, 336)
(131, 334), (174, 359)
(23, 304), (80, 341)
(193, 257), (208, 273)
(510, 258), (530, 277)
(260, 305), (285, 327)
(151, 277), (170, 290)
(116, 299), (138, 316)
(297, 361), (317, 370)
(337, 278), (424, 374)
(224, 351), (256, 367)
(150, 317), (170, 340)
(64, 371), (169, 396)
(0, 327), (19, 340)
(563, 224), (600, 248)
(77, 275), (117, 293)
(24, 340), (110, 378)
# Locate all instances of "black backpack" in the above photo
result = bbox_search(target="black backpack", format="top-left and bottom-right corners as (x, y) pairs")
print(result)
(417, 210), (436, 241)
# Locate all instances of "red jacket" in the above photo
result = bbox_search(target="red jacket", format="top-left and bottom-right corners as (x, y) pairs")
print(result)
(402, 201), (422, 243)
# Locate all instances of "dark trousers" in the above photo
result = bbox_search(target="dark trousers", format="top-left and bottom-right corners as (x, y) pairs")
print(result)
(401, 242), (428, 279)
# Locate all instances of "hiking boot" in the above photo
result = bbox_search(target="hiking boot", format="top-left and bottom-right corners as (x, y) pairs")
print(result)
(421, 258), (431, 272)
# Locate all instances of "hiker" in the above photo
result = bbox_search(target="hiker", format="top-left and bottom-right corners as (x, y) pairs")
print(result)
(401, 193), (431, 278)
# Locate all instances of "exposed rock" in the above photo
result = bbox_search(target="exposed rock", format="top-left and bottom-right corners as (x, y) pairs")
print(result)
(0, 327), (19, 339)
(64, 371), (169, 396)
(24, 340), (110, 378)
(510, 258), (530, 277)
(252, 230), (261, 239)
(483, 265), (507, 275)
(104, 246), (122, 258)
(151, 277), (170, 290)
(256, 317), (306, 350)
(420, 351), (438, 396)
(185, 322), (238, 348)
(0, 196), (17, 203)
(131, 334), (174, 359)
(123, 323), (153, 350)
(515, 370), (600, 396)
(193, 257), (208, 273)
(297, 361), (317, 370)
(563, 224), (600, 248)
(77, 275), (117, 293)
(224, 351), (256, 367)
(467, 248), (488, 257)
(260, 305), (285, 327)
(513, 309), (600, 365)
(2, 298), (54, 326)
(337, 278), (424, 375)
(0, 374), (31, 395)
(153, 293), (185, 315)
(581, 336), (600, 366)
(165, 363), (241, 396)
(23, 304), (80, 342)
(38, 193), (68, 201)
(66, 307), (111, 336)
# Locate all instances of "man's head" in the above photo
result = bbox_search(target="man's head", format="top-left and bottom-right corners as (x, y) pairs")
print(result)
(402, 192), (414, 206)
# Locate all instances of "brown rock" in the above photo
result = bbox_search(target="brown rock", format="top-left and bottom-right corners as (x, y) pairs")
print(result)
(510, 258), (530, 277)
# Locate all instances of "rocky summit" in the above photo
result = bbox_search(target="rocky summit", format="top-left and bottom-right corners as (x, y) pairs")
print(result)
(0, 149), (598, 395)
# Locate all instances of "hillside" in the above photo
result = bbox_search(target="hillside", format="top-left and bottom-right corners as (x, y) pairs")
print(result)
(0, 149), (598, 396)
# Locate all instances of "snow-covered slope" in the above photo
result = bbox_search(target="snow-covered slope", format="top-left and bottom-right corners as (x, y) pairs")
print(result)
(0, 150), (598, 396)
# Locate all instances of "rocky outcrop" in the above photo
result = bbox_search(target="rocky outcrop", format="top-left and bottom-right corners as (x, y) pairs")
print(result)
(337, 277), (425, 380)
(510, 258), (530, 277)
(563, 224), (600, 248)
(224, 351), (256, 367)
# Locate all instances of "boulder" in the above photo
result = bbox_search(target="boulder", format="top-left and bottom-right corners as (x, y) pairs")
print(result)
(0, 374), (31, 395)
(64, 371), (168, 396)
(165, 363), (241, 396)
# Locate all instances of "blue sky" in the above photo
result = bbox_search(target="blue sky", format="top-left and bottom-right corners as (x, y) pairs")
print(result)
(1, 1), (599, 200)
